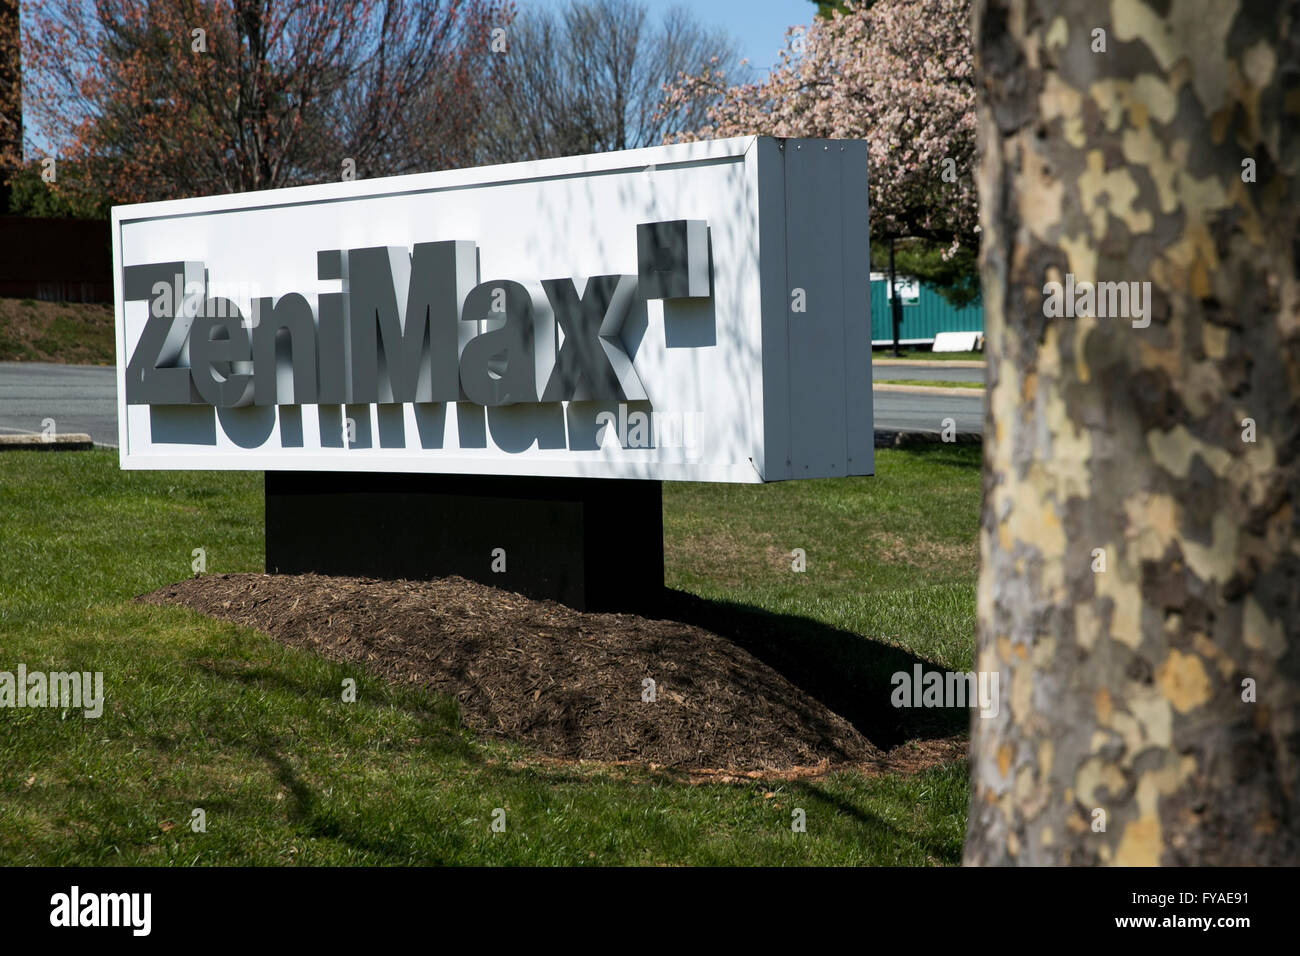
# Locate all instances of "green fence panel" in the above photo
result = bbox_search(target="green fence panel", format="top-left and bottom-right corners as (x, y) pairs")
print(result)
(869, 278), (983, 344)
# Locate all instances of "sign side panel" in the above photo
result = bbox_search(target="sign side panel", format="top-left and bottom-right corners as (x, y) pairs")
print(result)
(840, 142), (873, 476)
(783, 141), (849, 478)
(755, 138), (792, 481)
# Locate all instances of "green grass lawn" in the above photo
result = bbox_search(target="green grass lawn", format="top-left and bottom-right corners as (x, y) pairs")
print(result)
(880, 379), (985, 389)
(0, 445), (979, 865)
(872, 349), (984, 362)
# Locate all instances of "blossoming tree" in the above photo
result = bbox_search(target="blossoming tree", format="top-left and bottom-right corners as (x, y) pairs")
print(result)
(664, 0), (977, 251)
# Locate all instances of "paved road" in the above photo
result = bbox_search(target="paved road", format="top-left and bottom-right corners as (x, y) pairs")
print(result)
(871, 361), (984, 433)
(0, 361), (985, 447)
(0, 362), (118, 446)
(873, 363), (985, 383)
(872, 387), (983, 434)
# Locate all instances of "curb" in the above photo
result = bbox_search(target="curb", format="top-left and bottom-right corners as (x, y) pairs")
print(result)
(871, 359), (986, 368)
(0, 433), (95, 451)
(873, 383), (985, 397)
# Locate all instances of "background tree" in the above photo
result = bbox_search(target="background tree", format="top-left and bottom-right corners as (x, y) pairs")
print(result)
(966, 0), (1299, 864)
(474, 0), (737, 164)
(22, 0), (508, 206)
(4, 160), (111, 218)
(667, 0), (977, 252)
(877, 237), (980, 308)
(809, 0), (863, 18)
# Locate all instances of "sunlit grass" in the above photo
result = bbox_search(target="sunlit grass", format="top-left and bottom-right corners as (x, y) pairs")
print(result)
(0, 447), (977, 865)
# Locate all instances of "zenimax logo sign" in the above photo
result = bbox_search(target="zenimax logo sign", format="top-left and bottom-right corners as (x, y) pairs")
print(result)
(123, 219), (710, 410)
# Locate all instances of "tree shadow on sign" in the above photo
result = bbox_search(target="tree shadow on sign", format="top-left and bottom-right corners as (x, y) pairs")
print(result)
(659, 589), (970, 750)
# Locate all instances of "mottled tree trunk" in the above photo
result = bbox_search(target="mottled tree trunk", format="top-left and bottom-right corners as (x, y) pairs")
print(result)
(966, 0), (1300, 865)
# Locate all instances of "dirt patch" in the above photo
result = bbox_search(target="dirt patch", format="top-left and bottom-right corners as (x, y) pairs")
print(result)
(665, 528), (774, 587)
(763, 543), (830, 574)
(486, 735), (968, 785)
(139, 573), (959, 773)
(865, 532), (976, 568)
(677, 737), (968, 784)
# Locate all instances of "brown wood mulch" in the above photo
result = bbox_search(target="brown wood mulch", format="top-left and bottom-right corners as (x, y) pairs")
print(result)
(139, 572), (965, 775)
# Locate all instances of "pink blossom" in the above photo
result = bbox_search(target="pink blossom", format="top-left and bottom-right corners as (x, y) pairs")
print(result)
(664, 0), (976, 248)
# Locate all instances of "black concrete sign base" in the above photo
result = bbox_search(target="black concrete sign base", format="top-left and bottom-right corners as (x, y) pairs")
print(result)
(265, 471), (664, 613)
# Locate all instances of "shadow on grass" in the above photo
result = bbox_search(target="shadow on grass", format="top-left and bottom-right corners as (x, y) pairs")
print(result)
(793, 778), (962, 864)
(171, 658), (490, 863)
(193, 657), (473, 750)
(660, 589), (969, 750)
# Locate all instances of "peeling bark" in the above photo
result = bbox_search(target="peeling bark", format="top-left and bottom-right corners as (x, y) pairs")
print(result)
(966, 0), (1300, 865)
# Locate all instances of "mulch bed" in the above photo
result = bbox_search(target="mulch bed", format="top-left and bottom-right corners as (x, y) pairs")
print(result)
(139, 573), (956, 773)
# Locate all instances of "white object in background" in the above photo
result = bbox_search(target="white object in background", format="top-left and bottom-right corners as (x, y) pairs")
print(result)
(932, 331), (983, 353)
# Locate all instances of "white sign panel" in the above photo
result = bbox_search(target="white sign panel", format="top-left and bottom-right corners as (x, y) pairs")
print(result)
(113, 136), (872, 482)
(888, 277), (920, 305)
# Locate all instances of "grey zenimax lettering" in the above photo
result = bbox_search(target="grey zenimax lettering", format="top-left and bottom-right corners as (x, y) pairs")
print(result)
(636, 219), (710, 299)
(540, 274), (645, 402)
(122, 260), (205, 404)
(190, 301), (254, 408)
(459, 279), (540, 406)
(252, 292), (318, 406)
(123, 221), (708, 409)
(316, 248), (351, 405)
(346, 240), (475, 404)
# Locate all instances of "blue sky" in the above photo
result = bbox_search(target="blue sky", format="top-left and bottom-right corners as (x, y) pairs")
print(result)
(516, 0), (816, 79)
